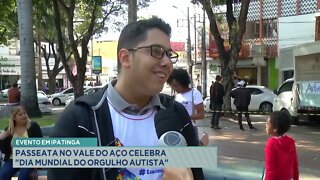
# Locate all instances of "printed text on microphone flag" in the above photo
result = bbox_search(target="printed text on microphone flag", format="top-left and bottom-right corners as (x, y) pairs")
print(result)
(13, 147), (217, 168)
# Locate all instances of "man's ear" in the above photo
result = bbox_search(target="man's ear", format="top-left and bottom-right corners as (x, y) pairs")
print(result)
(118, 49), (130, 68)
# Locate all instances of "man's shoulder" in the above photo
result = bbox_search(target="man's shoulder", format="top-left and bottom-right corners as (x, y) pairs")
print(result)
(158, 93), (174, 108)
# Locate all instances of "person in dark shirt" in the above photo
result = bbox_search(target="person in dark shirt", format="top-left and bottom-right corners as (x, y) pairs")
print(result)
(210, 75), (224, 129)
(0, 106), (43, 180)
(230, 80), (256, 130)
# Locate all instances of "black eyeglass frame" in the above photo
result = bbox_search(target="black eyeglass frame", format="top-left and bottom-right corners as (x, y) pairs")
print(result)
(127, 44), (179, 63)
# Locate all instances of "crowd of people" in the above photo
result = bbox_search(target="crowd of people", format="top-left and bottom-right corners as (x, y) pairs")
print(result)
(0, 17), (299, 180)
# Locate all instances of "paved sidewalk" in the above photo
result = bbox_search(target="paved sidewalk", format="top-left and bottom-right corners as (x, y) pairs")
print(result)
(198, 114), (320, 180)
(203, 155), (320, 180)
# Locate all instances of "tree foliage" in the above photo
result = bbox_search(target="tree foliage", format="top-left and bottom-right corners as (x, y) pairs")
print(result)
(193, 0), (250, 110)
(33, 0), (66, 94)
(52, 0), (127, 98)
(0, 0), (18, 45)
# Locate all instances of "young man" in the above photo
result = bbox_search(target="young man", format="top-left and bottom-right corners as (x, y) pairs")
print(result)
(210, 75), (224, 129)
(48, 18), (204, 180)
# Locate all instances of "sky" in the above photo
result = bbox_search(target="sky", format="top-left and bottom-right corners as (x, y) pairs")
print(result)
(99, 0), (197, 42)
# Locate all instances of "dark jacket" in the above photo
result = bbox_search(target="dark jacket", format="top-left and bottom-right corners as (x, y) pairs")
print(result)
(47, 85), (204, 180)
(210, 81), (225, 105)
(0, 121), (43, 161)
(230, 87), (251, 107)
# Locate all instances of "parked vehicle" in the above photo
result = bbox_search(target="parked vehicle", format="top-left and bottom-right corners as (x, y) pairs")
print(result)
(273, 43), (320, 124)
(1, 89), (9, 98)
(37, 91), (52, 114)
(65, 86), (103, 106)
(48, 87), (89, 106)
(204, 85), (275, 113)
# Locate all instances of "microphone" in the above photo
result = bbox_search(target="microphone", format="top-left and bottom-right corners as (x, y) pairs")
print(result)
(158, 131), (187, 146)
(154, 98), (206, 180)
(154, 101), (199, 146)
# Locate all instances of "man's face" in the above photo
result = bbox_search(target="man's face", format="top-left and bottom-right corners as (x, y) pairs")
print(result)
(123, 28), (174, 95)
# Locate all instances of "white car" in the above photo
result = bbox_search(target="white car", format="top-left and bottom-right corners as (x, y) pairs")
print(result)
(65, 86), (103, 106)
(48, 87), (89, 106)
(204, 85), (275, 113)
(37, 91), (52, 114)
(1, 89), (9, 98)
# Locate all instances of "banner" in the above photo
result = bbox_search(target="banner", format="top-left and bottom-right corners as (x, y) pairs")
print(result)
(92, 56), (102, 74)
(13, 138), (217, 168)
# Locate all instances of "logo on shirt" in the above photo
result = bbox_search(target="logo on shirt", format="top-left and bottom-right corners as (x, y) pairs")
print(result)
(138, 168), (163, 176)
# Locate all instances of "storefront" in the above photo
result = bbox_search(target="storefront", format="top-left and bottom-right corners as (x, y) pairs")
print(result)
(0, 55), (21, 90)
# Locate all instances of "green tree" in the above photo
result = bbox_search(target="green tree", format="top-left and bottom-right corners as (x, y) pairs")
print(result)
(33, 0), (66, 94)
(52, 0), (127, 98)
(16, 0), (42, 117)
(1, 0), (67, 95)
(193, 0), (250, 110)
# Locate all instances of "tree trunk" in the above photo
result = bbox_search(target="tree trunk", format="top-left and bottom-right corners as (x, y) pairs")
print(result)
(128, 0), (137, 23)
(48, 77), (57, 94)
(16, 0), (42, 117)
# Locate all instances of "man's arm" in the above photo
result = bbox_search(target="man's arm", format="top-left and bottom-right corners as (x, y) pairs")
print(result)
(47, 103), (85, 180)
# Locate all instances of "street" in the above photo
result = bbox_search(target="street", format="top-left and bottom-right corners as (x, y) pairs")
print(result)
(198, 114), (320, 179)
(51, 102), (320, 179)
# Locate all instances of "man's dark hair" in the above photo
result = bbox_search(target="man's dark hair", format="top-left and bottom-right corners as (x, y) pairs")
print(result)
(167, 68), (191, 88)
(215, 75), (221, 81)
(269, 111), (291, 135)
(117, 17), (171, 70)
(12, 82), (18, 88)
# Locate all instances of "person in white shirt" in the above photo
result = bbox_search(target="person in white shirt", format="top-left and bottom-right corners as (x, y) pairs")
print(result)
(167, 68), (208, 146)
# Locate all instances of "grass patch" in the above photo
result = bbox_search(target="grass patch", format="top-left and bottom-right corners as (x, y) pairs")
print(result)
(0, 114), (58, 130)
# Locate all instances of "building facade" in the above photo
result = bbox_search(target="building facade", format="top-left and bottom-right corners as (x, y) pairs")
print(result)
(207, 0), (320, 89)
(277, 0), (320, 84)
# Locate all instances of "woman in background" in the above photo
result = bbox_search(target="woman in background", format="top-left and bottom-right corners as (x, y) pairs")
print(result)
(167, 68), (208, 146)
(0, 106), (43, 180)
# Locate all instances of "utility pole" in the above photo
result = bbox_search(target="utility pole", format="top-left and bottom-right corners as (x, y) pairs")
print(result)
(37, 34), (42, 90)
(187, 7), (193, 86)
(194, 12), (197, 64)
(201, 8), (207, 98)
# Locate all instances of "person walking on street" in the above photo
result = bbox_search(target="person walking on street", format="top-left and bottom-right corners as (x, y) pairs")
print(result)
(48, 17), (203, 180)
(7, 82), (20, 105)
(210, 75), (224, 129)
(230, 80), (256, 130)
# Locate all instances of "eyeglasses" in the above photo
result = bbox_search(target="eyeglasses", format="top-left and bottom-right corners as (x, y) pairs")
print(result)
(128, 44), (179, 63)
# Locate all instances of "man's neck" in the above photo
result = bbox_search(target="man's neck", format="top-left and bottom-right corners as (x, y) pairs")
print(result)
(114, 79), (152, 108)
